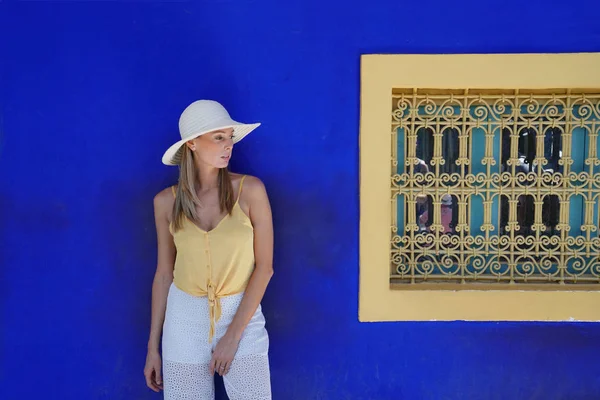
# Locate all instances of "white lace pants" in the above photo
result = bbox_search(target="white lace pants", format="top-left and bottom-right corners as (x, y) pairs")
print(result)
(162, 283), (271, 399)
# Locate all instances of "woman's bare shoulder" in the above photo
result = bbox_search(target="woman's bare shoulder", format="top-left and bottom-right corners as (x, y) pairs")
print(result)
(237, 175), (267, 205)
(228, 172), (261, 188)
(241, 175), (264, 190)
(154, 185), (176, 213)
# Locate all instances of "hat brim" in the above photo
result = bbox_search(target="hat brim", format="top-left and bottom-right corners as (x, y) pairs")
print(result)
(161, 122), (260, 166)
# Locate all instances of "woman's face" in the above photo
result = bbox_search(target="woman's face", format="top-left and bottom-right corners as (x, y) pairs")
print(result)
(187, 128), (235, 169)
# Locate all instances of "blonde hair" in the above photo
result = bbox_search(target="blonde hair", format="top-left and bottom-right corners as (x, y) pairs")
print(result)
(171, 146), (234, 232)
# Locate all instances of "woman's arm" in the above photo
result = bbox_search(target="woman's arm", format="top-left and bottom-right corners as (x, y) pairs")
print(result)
(144, 189), (176, 392)
(209, 176), (274, 376)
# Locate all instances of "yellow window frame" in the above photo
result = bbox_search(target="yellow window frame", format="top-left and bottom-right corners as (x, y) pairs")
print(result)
(359, 53), (600, 322)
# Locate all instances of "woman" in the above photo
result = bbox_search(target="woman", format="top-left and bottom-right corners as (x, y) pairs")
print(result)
(144, 100), (274, 399)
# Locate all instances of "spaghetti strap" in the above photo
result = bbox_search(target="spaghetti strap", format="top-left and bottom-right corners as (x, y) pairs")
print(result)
(171, 185), (177, 198)
(236, 175), (247, 203)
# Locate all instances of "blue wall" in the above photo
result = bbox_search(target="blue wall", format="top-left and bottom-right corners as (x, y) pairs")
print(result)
(1, 1), (600, 399)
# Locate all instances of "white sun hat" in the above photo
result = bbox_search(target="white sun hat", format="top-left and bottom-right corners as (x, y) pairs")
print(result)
(162, 100), (261, 166)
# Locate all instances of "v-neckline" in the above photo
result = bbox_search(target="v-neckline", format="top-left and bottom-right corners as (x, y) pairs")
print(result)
(185, 201), (239, 234)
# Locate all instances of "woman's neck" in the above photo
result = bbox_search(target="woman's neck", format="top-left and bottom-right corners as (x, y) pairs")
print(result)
(195, 165), (220, 190)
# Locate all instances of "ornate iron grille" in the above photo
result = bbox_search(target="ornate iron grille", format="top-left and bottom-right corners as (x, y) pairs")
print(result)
(391, 89), (600, 287)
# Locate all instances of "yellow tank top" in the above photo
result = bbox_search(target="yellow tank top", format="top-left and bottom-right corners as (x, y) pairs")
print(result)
(169, 175), (255, 342)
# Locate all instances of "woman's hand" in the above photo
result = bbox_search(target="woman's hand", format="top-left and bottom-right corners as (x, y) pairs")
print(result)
(209, 333), (240, 376)
(144, 349), (163, 392)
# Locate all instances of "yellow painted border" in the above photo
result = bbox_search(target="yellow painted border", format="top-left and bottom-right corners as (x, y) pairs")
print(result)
(359, 53), (600, 322)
